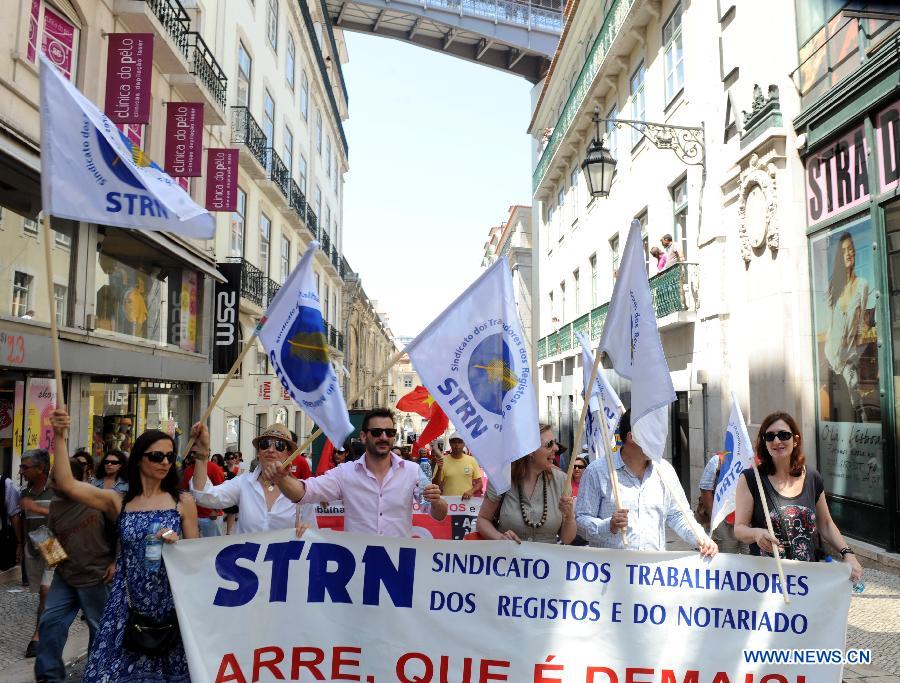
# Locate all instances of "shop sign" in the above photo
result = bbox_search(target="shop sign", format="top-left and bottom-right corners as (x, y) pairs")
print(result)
(806, 123), (870, 227)
(1, 330), (28, 366)
(876, 99), (900, 192)
(104, 33), (154, 124)
(165, 102), (204, 177)
(213, 262), (241, 374)
(12, 381), (24, 473)
(24, 377), (56, 451)
(205, 149), (239, 212)
(257, 378), (273, 405)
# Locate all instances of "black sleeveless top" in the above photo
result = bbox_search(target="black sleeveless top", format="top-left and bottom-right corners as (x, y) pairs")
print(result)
(743, 467), (824, 561)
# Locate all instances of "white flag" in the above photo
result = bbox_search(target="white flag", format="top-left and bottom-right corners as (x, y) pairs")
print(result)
(598, 220), (675, 461)
(39, 54), (214, 239)
(576, 332), (624, 458)
(258, 242), (353, 447)
(406, 257), (539, 494)
(711, 393), (756, 531)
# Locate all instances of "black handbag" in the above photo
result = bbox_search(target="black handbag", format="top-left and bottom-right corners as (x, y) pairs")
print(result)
(0, 477), (18, 571)
(121, 555), (181, 656)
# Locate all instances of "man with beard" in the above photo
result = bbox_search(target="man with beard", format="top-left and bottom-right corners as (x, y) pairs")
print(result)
(267, 408), (448, 536)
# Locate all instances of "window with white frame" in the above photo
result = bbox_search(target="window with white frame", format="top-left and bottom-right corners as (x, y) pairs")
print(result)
(23, 217), (39, 235)
(300, 70), (309, 119)
(280, 234), (290, 283)
(590, 254), (598, 307)
(283, 126), (293, 175)
(606, 104), (619, 164)
(12, 271), (32, 318)
(55, 229), (72, 249)
(54, 284), (67, 327)
(325, 136), (332, 178)
(259, 213), (271, 277)
(636, 210), (649, 271)
(333, 153), (339, 191)
(315, 110), (323, 154)
(671, 178), (688, 259)
(230, 187), (246, 257)
(286, 32), (296, 90)
(262, 90), (275, 148)
(324, 205), (331, 238)
(27, 1), (80, 81)
(267, 0), (279, 51)
(323, 283), (330, 321)
(559, 281), (566, 321)
(663, 4), (684, 104)
(315, 186), (322, 219)
(610, 234), (620, 278)
(298, 154), (308, 194)
(573, 269), (580, 315)
(570, 167), (580, 214)
(237, 43), (252, 107)
(630, 62), (645, 147)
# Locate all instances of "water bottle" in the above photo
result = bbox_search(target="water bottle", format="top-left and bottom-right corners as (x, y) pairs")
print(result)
(852, 581), (866, 594)
(144, 521), (162, 571)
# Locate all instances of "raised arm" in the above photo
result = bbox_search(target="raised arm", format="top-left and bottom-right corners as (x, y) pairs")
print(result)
(190, 422), (212, 492)
(49, 409), (121, 519)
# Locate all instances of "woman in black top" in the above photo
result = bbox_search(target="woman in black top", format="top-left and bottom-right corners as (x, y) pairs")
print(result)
(734, 411), (862, 582)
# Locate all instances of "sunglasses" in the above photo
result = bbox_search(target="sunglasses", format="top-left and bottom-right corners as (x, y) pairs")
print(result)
(144, 450), (176, 464)
(543, 439), (557, 449)
(573, 463), (586, 469)
(365, 428), (397, 438)
(258, 438), (289, 452)
(104, 460), (122, 466)
(764, 431), (794, 443)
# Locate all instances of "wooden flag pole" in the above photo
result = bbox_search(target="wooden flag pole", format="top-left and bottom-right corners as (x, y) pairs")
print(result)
(278, 347), (407, 468)
(41, 215), (65, 411)
(566, 347), (628, 547)
(749, 465), (791, 605)
(181, 329), (261, 459)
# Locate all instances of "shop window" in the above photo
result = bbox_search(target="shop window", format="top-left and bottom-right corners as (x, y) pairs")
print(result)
(12, 272), (33, 318)
(88, 381), (137, 462)
(810, 216), (883, 505)
(139, 381), (194, 459)
(94, 231), (204, 352)
(27, 0), (80, 81)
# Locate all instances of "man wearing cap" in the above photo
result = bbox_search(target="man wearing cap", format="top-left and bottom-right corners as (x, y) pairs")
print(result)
(438, 435), (482, 500)
(189, 422), (316, 535)
(266, 408), (448, 537)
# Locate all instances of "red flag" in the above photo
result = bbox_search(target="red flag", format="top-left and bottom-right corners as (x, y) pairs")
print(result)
(412, 404), (450, 456)
(315, 439), (334, 475)
(396, 386), (436, 419)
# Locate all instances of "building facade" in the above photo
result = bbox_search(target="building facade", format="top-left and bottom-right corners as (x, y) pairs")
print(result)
(206, 0), (350, 457)
(528, 0), (900, 549)
(0, 0), (230, 475)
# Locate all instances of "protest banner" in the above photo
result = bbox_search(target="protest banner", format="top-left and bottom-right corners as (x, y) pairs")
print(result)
(316, 496), (481, 540)
(165, 528), (852, 683)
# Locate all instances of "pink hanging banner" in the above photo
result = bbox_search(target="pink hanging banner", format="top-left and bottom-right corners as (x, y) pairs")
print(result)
(105, 33), (154, 124)
(205, 149), (239, 212)
(165, 102), (204, 177)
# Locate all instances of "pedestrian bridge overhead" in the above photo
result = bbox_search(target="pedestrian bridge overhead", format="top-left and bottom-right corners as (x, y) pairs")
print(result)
(324, 0), (563, 82)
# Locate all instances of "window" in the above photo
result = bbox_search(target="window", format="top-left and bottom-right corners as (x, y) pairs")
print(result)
(610, 234), (620, 278)
(237, 43), (252, 107)
(266, 0), (279, 51)
(630, 62), (645, 147)
(570, 167), (580, 214)
(403, 376), (413, 388)
(671, 179), (688, 260)
(333, 153), (339, 191)
(283, 126), (293, 175)
(325, 136), (332, 177)
(589, 254), (598, 307)
(663, 4), (684, 104)
(256, 351), (269, 375)
(573, 269), (580, 315)
(230, 188), (246, 257)
(262, 90), (275, 148)
(636, 210), (649, 271)
(259, 213), (271, 277)
(12, 271), (32, 318)
(23, 217), (39, 235)
(324, 205), (331, 238)
(606, 104), (619, 165)
(54, 284), (67, 327)
(315, 110), (323, 154)
(323, 283), (330, 321)
(27, 1), (80, 81)
(280, 235), (290, 283)
(559, 282), (566, 321)
(54, 229), (72, 249)
(300, 70), (309, 120)
(315, 186), (322, 221)
(298, 154), (308, 194)
(286, 32), (296, 90)
(795, 0), (845, 45)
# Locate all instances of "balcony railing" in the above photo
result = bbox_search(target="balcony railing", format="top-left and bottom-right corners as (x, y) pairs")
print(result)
(226, 257), (265, 307)
(320, 229), (331, 255)
(185, 31), (227, 112)
(265, 149), (291, 199)
(307, 209), (318, 234)
(326, 322), (345, 352)
(266, 278), (281, 308)
(340, 256), (352, 280)
(330, 245), (340, 270)
(231, 107), (268, 169)
(532, 0), (635, 193)
(290, 180), (307, 220)
(537, 263), (697, 361)
(145, 0), (190, 54)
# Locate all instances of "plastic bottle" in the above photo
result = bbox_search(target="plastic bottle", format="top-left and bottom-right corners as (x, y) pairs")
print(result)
(144, 521), (162, 571)
(825, 556), (866, 593)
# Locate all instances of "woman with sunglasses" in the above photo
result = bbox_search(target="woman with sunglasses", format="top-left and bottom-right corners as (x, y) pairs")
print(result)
(190, 423), (316, 535)
(47, 407), (198, 682)
(90, 449), (129, 494)
(476, 425), (576, 544)
(571, 456), (588, 498)
(733, 412), (862, 583)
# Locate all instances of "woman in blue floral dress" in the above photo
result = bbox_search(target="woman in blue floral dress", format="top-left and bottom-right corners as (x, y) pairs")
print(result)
(49, 409), (199, 681)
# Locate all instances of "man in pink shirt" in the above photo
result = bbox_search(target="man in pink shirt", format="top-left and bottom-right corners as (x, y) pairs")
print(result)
(265, 409), (448, 537)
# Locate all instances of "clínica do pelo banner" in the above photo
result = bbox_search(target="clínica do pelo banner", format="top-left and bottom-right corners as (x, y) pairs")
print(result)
(164, 529), (852, 683)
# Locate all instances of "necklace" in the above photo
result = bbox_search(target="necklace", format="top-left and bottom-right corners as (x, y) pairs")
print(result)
(518, 472), (548, 529)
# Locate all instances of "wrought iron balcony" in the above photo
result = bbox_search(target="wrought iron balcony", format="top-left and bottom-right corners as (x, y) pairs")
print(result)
(183, 31), (227, 121)
(307, 209), (318, 235)
(115, 0), (189, 72)
(340, 256), (351, 280)
(325, 322), (344, 352)
(289, 180), (307, 222)
(231, 107), (268, 177)
(266, 278), (282, 308)
(330, 245), (340, 270)
(225, 257), (265, 308)
(320, 229), (332, 255)
(264, 148), (291, 202)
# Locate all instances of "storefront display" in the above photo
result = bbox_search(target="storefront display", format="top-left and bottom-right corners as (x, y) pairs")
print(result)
(88, 381), (137, 463)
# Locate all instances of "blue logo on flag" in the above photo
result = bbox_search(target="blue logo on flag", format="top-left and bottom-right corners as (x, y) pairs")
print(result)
(716, 431), (735, 487)
(467, 333), (518, 416)
(96, 129), (163, 189)
(280, 305), (330, 392)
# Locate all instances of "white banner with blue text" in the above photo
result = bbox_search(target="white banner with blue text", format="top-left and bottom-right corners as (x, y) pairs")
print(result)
(164, 529), (852, 683)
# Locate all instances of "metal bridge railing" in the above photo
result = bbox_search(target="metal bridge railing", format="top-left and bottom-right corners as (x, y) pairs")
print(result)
(420, 0), (562, 32)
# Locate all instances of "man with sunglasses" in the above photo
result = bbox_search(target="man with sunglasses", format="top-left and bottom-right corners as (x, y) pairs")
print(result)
(266, 409), (448, 537)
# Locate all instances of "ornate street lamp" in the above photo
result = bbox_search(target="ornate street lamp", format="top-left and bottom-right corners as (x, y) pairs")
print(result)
(580, 113), (617, 198)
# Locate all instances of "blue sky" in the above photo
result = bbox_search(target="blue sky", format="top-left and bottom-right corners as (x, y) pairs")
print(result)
(340, 32), (534, 339)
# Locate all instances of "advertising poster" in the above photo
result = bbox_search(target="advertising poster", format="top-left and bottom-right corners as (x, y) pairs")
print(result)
(179, 270), (198, 352)
(24, 378), (57, 452)
(12, 380), (25, 473)
(104, 33), (154, 124)
(810, 217), (883, 504)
